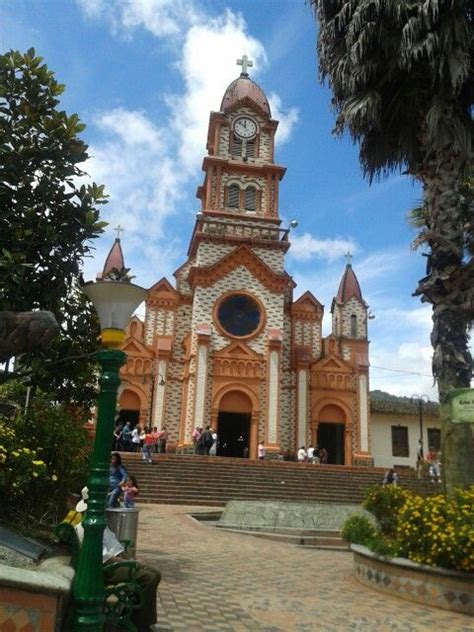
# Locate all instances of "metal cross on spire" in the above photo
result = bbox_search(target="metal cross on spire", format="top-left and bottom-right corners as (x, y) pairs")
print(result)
(114, 224), (125, 240)
(237, 54), (253, 76)
(345, 251), (353, 265)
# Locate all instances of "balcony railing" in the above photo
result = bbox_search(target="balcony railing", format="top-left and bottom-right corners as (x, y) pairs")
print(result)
(197, 218), (289, 243)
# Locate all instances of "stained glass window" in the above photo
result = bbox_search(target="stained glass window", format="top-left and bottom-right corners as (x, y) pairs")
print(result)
(217, 294), (261, 337)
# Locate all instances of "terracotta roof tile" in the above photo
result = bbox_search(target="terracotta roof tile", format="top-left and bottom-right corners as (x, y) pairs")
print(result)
(336, 264), (363, 303)
(220, 75), (271, 117)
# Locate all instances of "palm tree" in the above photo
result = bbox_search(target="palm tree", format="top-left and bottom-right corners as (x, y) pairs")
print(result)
(311, 0), (473, 490)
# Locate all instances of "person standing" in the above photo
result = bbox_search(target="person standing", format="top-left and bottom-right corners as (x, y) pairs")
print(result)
(200, 426), (213, 455)
(121, 421), (132, 452)
(122, 476), (139, 508)
(131, 425), (141, 453)
(192, 426), (201, 454)
(158, 426), (168, 454)
(257, 441), (266, 460)
(151, 426), (160, 453)
(307, 445), (315, 463)
(209, 429), (218, 456)
(426, 446), (441, 482)
(113, 421), (123, 451)
(297, 446), (307, 462)
(319, 447), (328, 464)
(142, 428), (154, 463)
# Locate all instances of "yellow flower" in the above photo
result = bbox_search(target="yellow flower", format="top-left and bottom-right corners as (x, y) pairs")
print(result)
(52, 474), (58, 481)
(32, 472), (38, 477)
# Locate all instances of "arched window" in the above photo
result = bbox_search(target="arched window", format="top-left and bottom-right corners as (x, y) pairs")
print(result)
(244, 186), (257, 211)
(350, 314), (357, 337)
(230, 134), (243, 157)
(228, 184), (240, 208)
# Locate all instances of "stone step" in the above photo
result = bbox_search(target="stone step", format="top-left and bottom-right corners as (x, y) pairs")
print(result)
(119, 453), (432, 505)
(214, 527), (347, 548)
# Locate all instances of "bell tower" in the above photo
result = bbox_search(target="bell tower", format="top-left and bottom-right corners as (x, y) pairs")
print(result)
(194, 55), (286, 223)
(173, 57), (295, 458)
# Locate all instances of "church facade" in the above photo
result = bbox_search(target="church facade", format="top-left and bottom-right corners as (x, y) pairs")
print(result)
(112, 61), (373, 465)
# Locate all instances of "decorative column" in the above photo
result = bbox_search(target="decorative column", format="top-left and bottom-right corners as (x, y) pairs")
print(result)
(295, 346), (311, 450)
(266, 329), (282, 452)
(190, 323), (211, 443)
(151, 358), (167, 429)
(353, 372), (373, 466)
(358, 373), (369, 452)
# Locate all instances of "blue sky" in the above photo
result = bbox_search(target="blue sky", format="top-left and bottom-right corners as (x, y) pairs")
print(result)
(2, 0), (438, 397)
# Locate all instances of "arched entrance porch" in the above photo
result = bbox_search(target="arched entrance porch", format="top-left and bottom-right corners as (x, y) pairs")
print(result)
(312, 401), (352, 466)
(211, 386), (259, 459)
(118, 389), (142, 427)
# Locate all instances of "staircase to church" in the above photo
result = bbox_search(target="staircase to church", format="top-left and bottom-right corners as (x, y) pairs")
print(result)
(121, 453), (433, 506)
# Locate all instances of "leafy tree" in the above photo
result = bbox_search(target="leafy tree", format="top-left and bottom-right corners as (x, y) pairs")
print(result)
(0, 48), (107, 407)
(312, 1), (473, 491)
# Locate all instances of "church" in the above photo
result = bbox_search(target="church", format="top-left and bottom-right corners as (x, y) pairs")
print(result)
(107, 57), (373, 466)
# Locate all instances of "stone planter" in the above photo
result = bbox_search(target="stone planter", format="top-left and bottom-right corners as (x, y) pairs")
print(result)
(352, 544), (473, 615)
(0, 556), (74, 631)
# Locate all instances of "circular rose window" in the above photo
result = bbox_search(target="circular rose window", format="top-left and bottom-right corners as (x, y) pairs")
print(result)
(217, 293), (262, 338)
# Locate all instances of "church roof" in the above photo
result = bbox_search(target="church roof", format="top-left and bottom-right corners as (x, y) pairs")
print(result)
(100, 238), (124, 279)
(220, 74), (271, 117)
(336, 264), (363, 303)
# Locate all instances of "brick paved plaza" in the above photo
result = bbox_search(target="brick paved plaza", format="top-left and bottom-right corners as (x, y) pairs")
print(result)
(137, 504), (472, 631)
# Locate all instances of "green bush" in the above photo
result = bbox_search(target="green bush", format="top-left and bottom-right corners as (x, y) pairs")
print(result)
(341, 514), (376, 545)
(0, 389), (92, 526)
(363, 485), (409, 536)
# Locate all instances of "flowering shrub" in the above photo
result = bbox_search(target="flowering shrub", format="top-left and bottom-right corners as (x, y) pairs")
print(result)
(0, 419), (48, 499)
(0, 385), (92, 526)
(395, 487), (474, 572)
(344, 484), (474, 573)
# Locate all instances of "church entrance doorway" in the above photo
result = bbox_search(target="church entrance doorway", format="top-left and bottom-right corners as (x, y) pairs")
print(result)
(119, 390), (141, 428)
(118, 409), (140, 427)
(217, 412), (251, 457)
(317, 422), (345, 465)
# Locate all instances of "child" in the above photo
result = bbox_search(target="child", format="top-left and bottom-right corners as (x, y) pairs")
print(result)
(122, 476), (139, 508)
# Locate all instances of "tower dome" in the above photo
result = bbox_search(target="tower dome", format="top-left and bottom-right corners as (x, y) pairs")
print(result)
(336, 263), (363, 303)
(220, 74), (271, 117)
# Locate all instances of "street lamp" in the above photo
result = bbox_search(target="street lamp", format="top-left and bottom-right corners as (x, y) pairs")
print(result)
(411, 394), (430, 455)
(72, 278), (147, 631)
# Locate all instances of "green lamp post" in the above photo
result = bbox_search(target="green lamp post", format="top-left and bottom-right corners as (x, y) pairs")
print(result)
(72, 277), (147, 631)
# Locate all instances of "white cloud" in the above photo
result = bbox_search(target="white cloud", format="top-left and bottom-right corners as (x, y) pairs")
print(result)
(170, 11), (268, 171)
(289, 232), (357, 262)
(77, 0), (201, 38)
(268, 92), (298, 144)
(86, 108), (184, 243)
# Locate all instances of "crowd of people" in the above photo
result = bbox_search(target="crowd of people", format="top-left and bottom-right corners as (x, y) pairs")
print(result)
(296, 445), (329, 464)
(113, 420), (168, 458)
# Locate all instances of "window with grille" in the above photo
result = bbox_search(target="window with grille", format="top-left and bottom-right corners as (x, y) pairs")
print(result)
(245, 138), (256, 158)
(228, 184), (240, 208)
(427, 428), (441, 451)
(230, 134), (243, 156)
(351, 314), (357, 337)
(244, 186), (257, 211)
(391, 426), (409, 457)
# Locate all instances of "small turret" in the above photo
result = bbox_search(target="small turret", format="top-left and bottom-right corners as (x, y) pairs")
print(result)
(97, 230), (134, 283)
(331, 255), (368, 340)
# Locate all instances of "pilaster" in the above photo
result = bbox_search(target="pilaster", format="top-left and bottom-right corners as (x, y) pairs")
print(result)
(265, 328), (282, 451)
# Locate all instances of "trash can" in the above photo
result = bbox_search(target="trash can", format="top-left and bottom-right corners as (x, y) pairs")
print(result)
(106, 508), (139, 558)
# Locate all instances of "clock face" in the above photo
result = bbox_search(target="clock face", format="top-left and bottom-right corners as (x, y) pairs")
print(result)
(233, 116), (257, 139)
